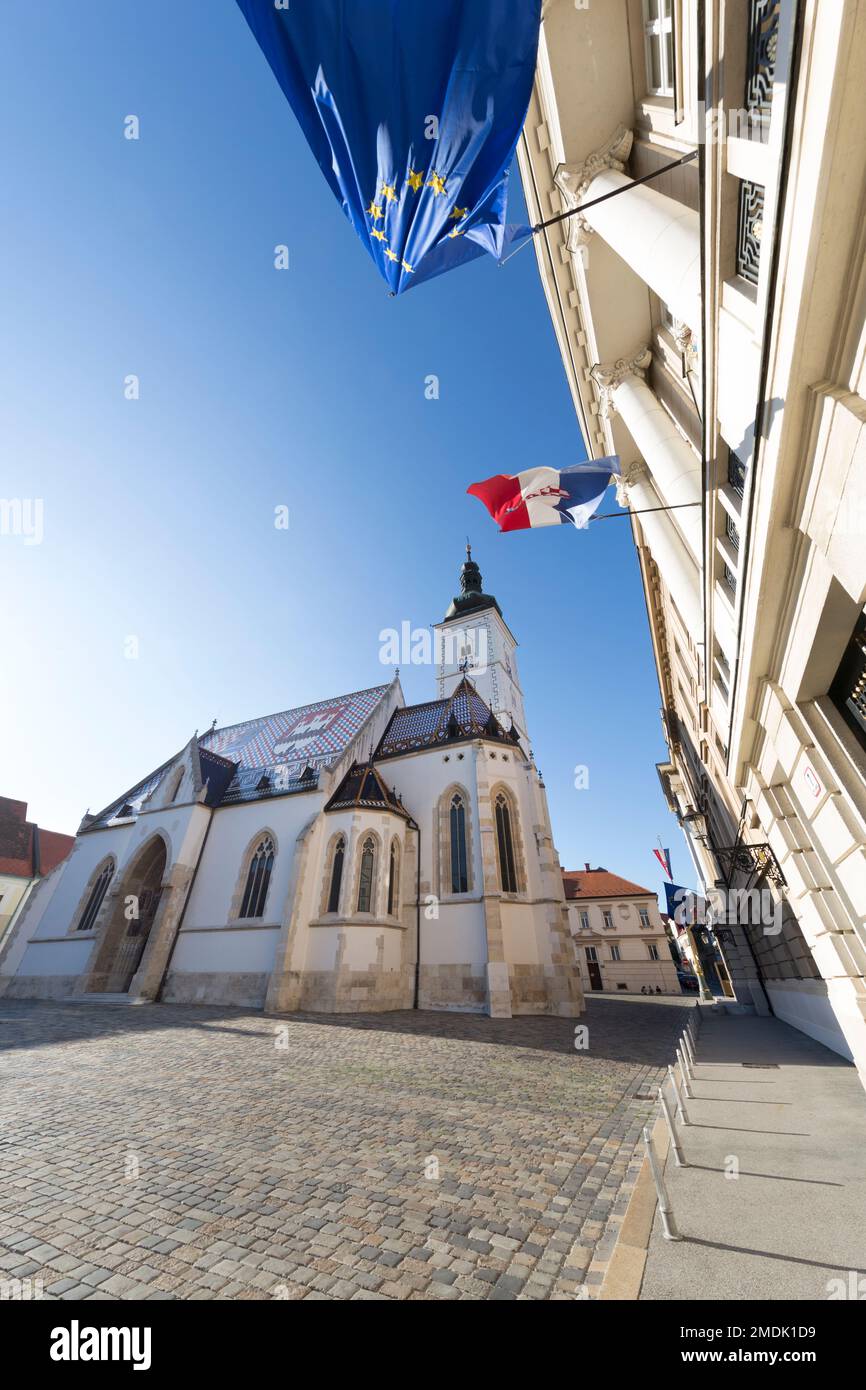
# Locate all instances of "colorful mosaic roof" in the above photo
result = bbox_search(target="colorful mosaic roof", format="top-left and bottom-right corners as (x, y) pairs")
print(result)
(376, 677), (521, 758)
(89, 684), (392, 826)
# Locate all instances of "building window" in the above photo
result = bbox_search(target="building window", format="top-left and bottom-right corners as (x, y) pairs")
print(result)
(642, 0), (675, 97)
(449, 793), (469, 894)
(602, 909), (614, 930)
(495, 793), (518, 894)
(723, 563), (737, 595)
(327, 837), (345, 914)
(240, 836), (274, 919)
(726, 514), (740, 551)
(829, 613), (866, 752)
(648, 943), (661, 961)
(579, 910), (590, 932)
(357, 835), (376, 913)
(639, 908), (651, 929)
(610, 945), (621, 962)
(75, 862), (113, 932)
(387, 840), (400, 916)
(585, 946), (598, 963)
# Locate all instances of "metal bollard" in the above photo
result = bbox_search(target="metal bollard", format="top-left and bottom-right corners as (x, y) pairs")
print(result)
(642, 1125), (681, 1240)
(658, 1084), (686, 1166)
(668, 1063), (689, 1126)
(682, 1029), (696, 1069)
(676, 1045), (693, 1099)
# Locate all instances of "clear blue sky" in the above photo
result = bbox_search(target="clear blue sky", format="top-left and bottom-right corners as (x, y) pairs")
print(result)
(1, 1), (687, 898)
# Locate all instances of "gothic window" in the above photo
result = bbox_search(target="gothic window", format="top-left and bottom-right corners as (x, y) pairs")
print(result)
(643, 0), (675, 97)
(449, 793), (469, 894)
(494, 792), (518, 894)
(357, 836), (376, 914)
(240, 836), (274, 919)
(387, 839), (400, 916)
(327, 837), (345, 914)
(75, 861), (113, 932)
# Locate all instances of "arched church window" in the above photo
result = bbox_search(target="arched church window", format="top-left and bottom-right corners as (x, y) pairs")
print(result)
(387, 840), (400, 916)
(327, 837), (345, 914)
(450, 794), (468, 894)
(240, 836), (275, 919)
(495, 793), (518, 894)
(357, 836), (376, 914)
(75, 862), (113, 932)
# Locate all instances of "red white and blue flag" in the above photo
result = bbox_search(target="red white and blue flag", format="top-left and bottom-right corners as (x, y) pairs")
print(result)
(467, 459), (620, 532)
(653, 846), (673, 878)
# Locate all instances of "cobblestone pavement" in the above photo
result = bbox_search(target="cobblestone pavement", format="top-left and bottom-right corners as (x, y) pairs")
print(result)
(0, 995), (689, 1301)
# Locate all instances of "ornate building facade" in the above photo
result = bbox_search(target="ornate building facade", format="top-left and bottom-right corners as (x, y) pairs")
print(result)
(519, 0), (866, 1081)
(0, 555), (583, 1021)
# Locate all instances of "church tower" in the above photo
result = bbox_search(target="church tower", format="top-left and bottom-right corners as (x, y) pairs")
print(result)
(434, 546), (527, 738)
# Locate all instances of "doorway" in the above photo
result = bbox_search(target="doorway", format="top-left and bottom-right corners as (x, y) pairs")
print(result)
(584, 946), (603, 991)
(87, 837), (167, 994)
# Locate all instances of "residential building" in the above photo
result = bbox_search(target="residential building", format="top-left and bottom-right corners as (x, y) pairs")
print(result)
(0, 797), (73, 944)
(563, 864), (681, 994)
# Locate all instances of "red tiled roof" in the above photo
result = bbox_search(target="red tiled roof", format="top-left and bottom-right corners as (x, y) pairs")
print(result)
(0, 797), (74, 879)
(562, 867), (655, 900)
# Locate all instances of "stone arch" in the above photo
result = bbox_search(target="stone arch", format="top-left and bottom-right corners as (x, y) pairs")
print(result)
(68, 853), (117, 936)
(230, 828), (279, 922)
(83, 832), (171, 993)
(489, 782), (526, 896)
(435, 782), (474, 897)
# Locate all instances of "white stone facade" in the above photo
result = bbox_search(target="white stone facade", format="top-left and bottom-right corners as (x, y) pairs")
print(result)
(518, 0), (866, 1082)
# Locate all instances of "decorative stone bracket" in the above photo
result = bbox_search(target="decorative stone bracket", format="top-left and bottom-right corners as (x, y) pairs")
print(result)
(553, 125), (634, 246)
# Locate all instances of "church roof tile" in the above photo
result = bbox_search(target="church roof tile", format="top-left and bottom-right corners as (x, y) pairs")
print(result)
(376, 677), (521, 758)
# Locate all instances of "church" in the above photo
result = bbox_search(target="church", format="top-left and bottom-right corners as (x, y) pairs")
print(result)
(0, 552), (583, 1020)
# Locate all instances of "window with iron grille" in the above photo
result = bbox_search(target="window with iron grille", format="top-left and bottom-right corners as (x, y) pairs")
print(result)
(737, 180), (764, 285)
(745, 0), (781, 133)
(728, 450), (747, 496)
(726, 514), (740, 551)
(829, 614), (866, 752)
(723, 564), (737, 595)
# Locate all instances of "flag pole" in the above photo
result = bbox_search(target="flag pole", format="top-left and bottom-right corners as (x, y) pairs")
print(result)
(500, 148), (698, 267)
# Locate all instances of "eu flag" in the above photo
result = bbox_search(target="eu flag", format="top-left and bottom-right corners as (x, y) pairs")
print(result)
(235, 0), (540, 294)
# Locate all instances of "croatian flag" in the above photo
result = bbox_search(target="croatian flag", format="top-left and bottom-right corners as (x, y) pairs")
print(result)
(467, 459), (620, 532)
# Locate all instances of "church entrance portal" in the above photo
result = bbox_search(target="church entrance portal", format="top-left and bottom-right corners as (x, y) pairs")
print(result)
(88, 837), (167, 994)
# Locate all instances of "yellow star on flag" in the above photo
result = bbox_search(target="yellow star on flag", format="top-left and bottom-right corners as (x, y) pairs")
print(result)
(384, 247), (400, 262)
(427, 172), (446, 196)
(406, 170), (424, 192)
(371, 228), (388, 242)
(401, 260), (414, 273)
(381, 183), (398, 203)
(449, 206), (468, 221)
(367, 201), (384, 220)
(448, 227), (464, 238)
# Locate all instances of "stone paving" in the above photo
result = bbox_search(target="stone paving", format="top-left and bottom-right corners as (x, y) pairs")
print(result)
(0, 995), (689, 1300)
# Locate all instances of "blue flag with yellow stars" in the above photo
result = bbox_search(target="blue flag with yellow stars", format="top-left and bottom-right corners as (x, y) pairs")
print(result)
(235, 0), (540, 295)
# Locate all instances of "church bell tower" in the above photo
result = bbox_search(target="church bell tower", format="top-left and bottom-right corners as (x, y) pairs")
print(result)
(434, 546), (527, 738)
